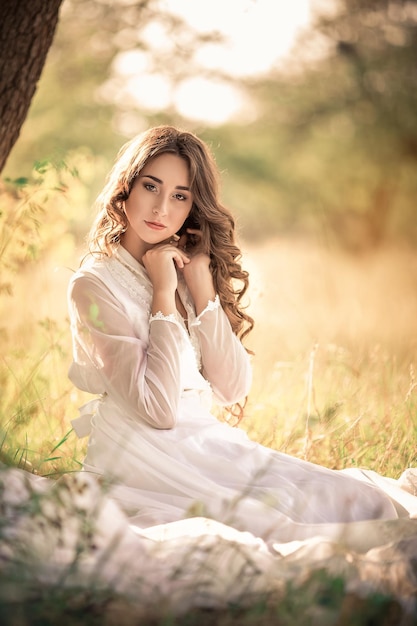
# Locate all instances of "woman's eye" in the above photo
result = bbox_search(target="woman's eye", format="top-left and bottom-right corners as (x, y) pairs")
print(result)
(173, 193), (187, 201)
(144, 183), (157, 192)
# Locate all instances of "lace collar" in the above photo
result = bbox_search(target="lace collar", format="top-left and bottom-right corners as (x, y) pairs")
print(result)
(106, 245), (152, 312)
(114, 245), (150, 282)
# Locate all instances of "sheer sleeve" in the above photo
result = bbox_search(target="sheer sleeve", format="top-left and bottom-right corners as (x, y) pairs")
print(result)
(68, 273), (184, 429)
(190, 297), (252, 405)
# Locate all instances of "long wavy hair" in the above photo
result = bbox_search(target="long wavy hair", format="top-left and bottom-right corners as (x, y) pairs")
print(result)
(87, 125), (254, 345)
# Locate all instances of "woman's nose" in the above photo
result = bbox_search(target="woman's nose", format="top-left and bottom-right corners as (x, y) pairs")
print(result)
(152, 195), (168, 216)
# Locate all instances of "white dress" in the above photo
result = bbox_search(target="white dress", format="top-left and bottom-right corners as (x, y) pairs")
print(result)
(3, 245), (417, 618)
(67, 245), (417, 545)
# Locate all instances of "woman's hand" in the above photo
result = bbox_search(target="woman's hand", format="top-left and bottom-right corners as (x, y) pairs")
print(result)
(179, 229), (216, 314)
(142, 242), (190, 315)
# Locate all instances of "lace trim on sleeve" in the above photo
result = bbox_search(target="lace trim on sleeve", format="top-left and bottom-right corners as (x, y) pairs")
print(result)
(189, 295), (220, 327)
(150, 311), (181, 325)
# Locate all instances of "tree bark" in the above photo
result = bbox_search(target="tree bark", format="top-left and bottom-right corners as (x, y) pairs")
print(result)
(0, 0), (64, 173)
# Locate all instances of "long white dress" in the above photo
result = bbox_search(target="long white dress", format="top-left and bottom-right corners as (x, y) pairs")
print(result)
(67, 245), (417, 546)
(3, 244), (417, 619)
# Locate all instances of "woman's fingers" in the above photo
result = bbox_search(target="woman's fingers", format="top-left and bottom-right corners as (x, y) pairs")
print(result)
(144, 242), (190, 270)
(169, 233), (180, 245)
(167, 241), (190, 266)
(186, 228), (202, 236)
(172, 247), (190, 269)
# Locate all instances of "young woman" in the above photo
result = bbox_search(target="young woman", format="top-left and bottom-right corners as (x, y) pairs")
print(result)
(68, 125), (417, 543)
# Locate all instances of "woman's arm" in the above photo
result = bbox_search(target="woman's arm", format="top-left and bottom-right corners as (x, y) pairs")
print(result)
(191, 298), (252, 405)
(183, 251), (252, 405)
(68, 273), (184, 429)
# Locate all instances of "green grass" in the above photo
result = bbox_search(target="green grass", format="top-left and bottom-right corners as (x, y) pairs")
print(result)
(0, 318), (86, 476)
(0, 565), (407, 625)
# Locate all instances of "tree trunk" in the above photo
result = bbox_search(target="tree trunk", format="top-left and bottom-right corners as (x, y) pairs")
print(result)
(0, 0), (64, 174)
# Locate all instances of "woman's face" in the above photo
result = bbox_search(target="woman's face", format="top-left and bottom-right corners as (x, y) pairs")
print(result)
(122, 152), (193, 257)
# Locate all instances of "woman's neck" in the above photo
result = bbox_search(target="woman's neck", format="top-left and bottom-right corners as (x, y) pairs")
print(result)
(120, 233), (152, 265)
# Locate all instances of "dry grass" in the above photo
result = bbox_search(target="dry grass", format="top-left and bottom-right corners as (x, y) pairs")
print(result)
(241, 238), (417, 476)
(1, 236), (417, 479)
(1, 235), (417, 624)
(0, 250), (89, 475)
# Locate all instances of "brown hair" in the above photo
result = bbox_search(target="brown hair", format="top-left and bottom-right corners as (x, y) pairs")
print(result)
(88, 125), (254, 343)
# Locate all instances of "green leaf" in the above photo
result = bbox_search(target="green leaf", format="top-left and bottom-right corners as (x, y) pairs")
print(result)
(34, 160), (51, 174)
(12, 177), (30, 187)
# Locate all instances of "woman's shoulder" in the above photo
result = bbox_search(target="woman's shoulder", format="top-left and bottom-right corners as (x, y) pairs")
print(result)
(66, 256), (113, 308)
(68, 254), (111, 289)
(69, 250), (152, 312)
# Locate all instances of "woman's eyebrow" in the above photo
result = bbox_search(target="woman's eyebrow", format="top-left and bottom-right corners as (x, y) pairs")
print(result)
(140, 173), (190, 191)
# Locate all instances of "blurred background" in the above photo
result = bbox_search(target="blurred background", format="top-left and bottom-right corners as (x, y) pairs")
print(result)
(1, 0), (417, 473)
(5, 0), (417, 245)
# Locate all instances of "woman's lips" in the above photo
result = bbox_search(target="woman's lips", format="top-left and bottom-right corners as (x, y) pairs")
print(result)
(145, 221), (166, 231)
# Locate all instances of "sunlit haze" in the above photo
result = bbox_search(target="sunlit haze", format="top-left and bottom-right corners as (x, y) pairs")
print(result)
(165, 0), (311, 76)
(103, 0), (312, 126)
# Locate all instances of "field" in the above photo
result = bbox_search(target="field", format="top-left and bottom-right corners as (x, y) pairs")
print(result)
(1, 236), (417, 625)
(1, 236), (417, 477)
(242, 238), (417, 477)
